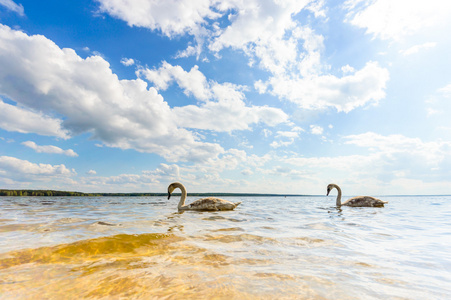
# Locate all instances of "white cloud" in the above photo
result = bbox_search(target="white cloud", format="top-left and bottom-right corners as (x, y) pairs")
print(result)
(284, 132), (451, 194)
(0, 24), (224, 163)
(139, 62), (211, 100)
(0, 99), (69, 138)
(254, 80), (268, 94)
(341, 64), (355, 74)
(139, 62), (289, 132)
(344, 132), (449, 158)
(399, 42), (436, 56)
(97, 0), (219, 38)
(120, 57), (135, 66)
(344, 132), (451, 180)
(241, 169), (253, 176)
(97, 0), (313, 58)
(87, 170), (97, 175)
(425, 83), (451, 118)
(79, 163), (180, 190)
(344, 0), (451, 41)
(0, 0), (24, 16)
(35, 130), (449, 194)
(95, 0), (321, 76)
(209, 1), (308, 52)
(438, 84), (451, 97)
(270, 140), (293, 148)
(426, 108), (441, 117)
(95, 1), (386, 114)
(175, 45), (200, 59)
(22, 141), (78, 157)
(184, 149), (269, 176)
(275, 131), (299, 139)
(0, 156), (76, 182)
(270, 127), (303, 148)
(245, 20), (389, 113)
(306, 0), (326, 18)
(262, 129), (272, 138)
(310, 125), (323, 135)
(238, 139), (253, 149)
(263, 61), (389, 112)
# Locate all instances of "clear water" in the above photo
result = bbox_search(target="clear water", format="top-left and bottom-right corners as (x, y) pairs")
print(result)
(1, 195), (450, 299)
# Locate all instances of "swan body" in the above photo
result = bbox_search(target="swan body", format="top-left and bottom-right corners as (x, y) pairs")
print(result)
(326, 183), (387, 207)
(167, 182), (241, 211)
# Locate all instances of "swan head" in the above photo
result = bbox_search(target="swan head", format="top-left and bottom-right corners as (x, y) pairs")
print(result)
(326, 184), (334, 196)
(167, 183), (176, 200)
(167, 182), (182, 200)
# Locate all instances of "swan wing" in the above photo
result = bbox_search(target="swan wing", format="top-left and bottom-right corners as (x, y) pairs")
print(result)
(343, 196), (386, 207)
(186, 197), (238, 211)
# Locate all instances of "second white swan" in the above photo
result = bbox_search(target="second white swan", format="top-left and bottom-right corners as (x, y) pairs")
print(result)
(326, 183), (387, 207)
(167, 182), (242, 211)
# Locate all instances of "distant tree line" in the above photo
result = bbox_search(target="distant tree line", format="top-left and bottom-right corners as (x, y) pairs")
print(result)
(0, 189), (89, 196)
(0, 189), (164, 197)
(0, 189), (304, 197)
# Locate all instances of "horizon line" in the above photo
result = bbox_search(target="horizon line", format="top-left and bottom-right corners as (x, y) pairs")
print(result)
(0, 189), (450, 197)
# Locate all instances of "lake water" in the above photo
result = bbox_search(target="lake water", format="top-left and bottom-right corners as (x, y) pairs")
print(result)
(1, 195), (450, 299)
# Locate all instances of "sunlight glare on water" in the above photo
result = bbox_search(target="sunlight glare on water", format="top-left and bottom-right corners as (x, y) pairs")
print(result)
(1, 195), (451, 299)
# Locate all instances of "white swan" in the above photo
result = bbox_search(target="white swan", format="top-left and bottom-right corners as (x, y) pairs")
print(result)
(167, 182), (241, 211)
(326, 183), (387, 207)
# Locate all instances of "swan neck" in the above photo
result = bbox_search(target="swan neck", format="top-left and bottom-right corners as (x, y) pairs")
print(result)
(175, 183), (187, 209)
(335, 185), (342, 206)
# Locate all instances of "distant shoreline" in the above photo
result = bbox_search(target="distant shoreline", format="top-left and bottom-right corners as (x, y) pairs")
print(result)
(0, 189), (449, 197)
(0, 189), (308, 197)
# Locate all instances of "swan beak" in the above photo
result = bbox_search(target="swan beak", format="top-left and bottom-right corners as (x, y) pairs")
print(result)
(326, 189), (330, 196)
(167, 192), (171, 200)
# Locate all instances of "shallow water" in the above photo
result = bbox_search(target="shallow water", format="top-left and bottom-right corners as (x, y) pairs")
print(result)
(1, 195), (450, 299)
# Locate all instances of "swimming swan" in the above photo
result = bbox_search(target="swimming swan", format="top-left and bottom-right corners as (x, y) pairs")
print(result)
(326, 183), (387, 207)
(167, 182), (241, 211)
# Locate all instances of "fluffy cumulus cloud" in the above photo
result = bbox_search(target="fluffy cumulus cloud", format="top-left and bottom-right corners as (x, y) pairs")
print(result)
(0, 99), (69, 138)
(97, 0), (219, 37)
(208, 0), (308, 52)
(22, 141), (78, 157)
(96, 0), (310, 52)
(261, 61), (389, 112)
(139, 62), (212, 100)
(0, 24), (224, 162)
(344, 0), (451, 41)
(97, 0), (390, 113)
(249, 4), (387, 112)
(0, 156), (76, 185)
(139, 62), (289, 131)
(310, 125), (323, 135)
(120, 57), (135, 66)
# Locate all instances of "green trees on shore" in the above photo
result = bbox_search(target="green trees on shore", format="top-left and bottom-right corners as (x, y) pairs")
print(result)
(0, 189), (179, 197)
(0, 189), (88, 196)
(0, 189), (299, 197)
(0, 190), (160, 196)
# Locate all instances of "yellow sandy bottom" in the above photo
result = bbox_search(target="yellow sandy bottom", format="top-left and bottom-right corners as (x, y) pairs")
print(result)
(0, 233), (332, 299)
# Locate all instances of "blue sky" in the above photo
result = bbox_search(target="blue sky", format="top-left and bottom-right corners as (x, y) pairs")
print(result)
(1, 0), (451, 195)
